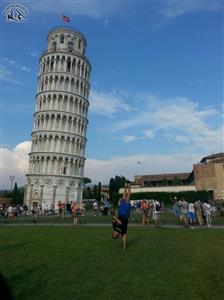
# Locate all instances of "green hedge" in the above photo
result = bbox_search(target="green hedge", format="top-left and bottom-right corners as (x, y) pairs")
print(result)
(125, 190), (210, 204)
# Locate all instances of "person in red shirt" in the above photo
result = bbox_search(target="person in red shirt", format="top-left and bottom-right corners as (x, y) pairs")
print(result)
(57, 201), (63, 218)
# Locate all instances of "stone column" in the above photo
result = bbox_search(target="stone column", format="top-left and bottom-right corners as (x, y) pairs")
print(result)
(40, 185), (44, 205)
(28, 183), (33, 211)
(52, 185), (57, 209)
(65, 186), (69, 203)
(23, 184), (27, 205)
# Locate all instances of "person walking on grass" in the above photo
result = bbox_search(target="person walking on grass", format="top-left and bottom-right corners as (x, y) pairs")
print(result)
(71, 201), (79, 226)
(112, 183), (131, 250)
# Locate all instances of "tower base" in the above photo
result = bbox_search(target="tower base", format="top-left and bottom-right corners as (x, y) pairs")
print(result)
(24, 174), (83, 210)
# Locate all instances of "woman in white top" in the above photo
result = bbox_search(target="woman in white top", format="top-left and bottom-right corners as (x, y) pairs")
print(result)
(202, 201), (212, 228)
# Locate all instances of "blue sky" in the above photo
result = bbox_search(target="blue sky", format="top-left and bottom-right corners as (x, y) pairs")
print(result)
(0, 0), (223, 188)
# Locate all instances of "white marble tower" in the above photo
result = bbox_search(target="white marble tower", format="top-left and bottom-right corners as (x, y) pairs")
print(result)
(24, 27), (91, 209)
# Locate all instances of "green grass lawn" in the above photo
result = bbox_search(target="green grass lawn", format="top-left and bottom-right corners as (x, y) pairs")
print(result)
(0, 227), (224, 300)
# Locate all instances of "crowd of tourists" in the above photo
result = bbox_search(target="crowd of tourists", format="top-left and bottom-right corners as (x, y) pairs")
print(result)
(0, 197), (223, 228)
(172, 198), (219, 228)
(0, 204), (29, 219)
(134, 199), (164, 226)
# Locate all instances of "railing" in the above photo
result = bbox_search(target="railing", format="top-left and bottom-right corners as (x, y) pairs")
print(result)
(39, 48), (91, 66)
(47, 26), (87, 44)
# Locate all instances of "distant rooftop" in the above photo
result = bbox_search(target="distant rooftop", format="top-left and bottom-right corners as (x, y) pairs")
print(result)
(135, 172), (191, 182)
(200, 153), (224, 163)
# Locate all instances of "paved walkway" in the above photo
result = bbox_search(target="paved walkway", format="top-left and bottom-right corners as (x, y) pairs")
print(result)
(1, 223), (223, 229)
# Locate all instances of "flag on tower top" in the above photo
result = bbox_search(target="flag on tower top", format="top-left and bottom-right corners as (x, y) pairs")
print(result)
(62, 15), (70, 23)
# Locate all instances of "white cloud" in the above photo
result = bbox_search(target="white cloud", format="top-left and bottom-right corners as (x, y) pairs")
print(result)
(104, 19), (110, 27)
(1, 57), (30, 84)
(150, 1), (222, 31)
(21, 66), (30, 72)
(0, 65), (22, 85)
(0, 141), (31, 189)
(122, 135), (136, 143)
(113, 95), (222, 153)
(29, 52), (38, 57)
(28, 1), (122, 18)
(9, 60), (15, 65)
(89, 89), (131, 116)
(161, 0), (222, 18)
(85, 152), (202, 184)
(175, 135), (190, 143)
(0, 65), (11, 77)
(0, 140), (220, 189)
(143, 130), (155, 139)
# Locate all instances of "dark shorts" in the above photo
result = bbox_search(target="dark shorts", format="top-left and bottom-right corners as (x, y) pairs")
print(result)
(112, 216), (128, 236)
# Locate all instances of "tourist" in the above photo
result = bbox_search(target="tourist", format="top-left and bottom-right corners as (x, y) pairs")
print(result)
(32, 206), (38, 223)
(202, 201), (212, 228)
(188, 202), (196, 225)
(177, 199), (183, 221)
(80, 201), (86, 216)
(112, 183), (131, 250)
(93, 200), (98, 216)
(194, 200), (203, 225)
(173, 201), (181, 219)
(23, 204), (28, 216)
(66, 202), (71, 216)
(181, 198), (189, 227)
(12, 206), (17, 220)
(71, 201), (79, 225)
(99, 203), (104, 215)
(141, 200), (149, 225)
(38, 204), (42, 216)
(130, 199), (135, 218)
(49, 203), (54, 215)
(7, 205), (13, 218)
(152, 199), (161, 226)
(57, 201), (63, 217)
(103, 198), (110, 216)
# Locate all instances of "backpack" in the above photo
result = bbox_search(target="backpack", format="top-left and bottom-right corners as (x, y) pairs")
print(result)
(155, 203), (160, 211)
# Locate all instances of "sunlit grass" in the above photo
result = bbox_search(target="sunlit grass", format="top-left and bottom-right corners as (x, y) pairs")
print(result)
(0, 227), (224, 300)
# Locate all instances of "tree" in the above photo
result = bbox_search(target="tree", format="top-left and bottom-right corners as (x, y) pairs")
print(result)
(109, 178), (115, 201)
(84, 177), (92, 185)
(11, 182), (22, 205)
(114, 176), (121, 193)
(162, 177), (168, 186)
(120, 176), (126, 187)
(0, 190), (13, 198)
(172, 176), (182, 186)
(97, 182), (102, 203)
(93, 185), (98, 199)
(109, 176), (128, 207)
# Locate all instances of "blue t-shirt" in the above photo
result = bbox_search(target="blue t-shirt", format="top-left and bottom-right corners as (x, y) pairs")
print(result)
(118, 199), (131, 218)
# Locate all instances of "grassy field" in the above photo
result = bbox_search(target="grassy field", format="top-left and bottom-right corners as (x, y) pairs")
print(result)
(0, 227), (224, 300)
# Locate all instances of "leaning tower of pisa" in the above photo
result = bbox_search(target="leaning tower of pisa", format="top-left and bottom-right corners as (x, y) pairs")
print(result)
(24, 27), (91, 210)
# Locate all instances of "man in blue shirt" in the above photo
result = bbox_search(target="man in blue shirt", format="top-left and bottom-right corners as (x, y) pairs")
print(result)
(112, 183), (131, 250)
